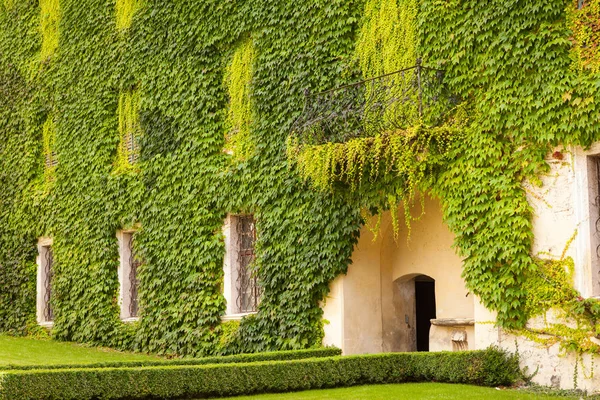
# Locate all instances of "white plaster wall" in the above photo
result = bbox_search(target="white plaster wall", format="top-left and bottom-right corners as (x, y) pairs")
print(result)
(473, 144), (600, 391)
(474, 297), (600, 391)
(526, 146), (600, 297)
(527, 152), (576, 258)
(325, 196), (473, 355)
(385, 195), (474, 352)
(341, 224), (384, 354)
(384, 196), (473, 321)
(322, 275), (344, 349)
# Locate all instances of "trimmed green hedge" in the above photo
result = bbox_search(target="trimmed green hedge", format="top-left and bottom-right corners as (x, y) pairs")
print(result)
(0, 347), (341, 371)
(0, 348), (520, 400)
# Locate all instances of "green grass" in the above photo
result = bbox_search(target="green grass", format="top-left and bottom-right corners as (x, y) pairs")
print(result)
(0, 335), (161, 367)
(0, 337), (586, 399)
(224, 383), (580, 400)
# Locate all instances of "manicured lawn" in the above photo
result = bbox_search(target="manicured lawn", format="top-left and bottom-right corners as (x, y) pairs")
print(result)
(225, 383), (579, 400)
(0, 338), (585, 399)
(0, 335), (161, 367)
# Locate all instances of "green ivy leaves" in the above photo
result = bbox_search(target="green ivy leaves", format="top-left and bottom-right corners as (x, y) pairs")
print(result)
(2, 0), (599, 359)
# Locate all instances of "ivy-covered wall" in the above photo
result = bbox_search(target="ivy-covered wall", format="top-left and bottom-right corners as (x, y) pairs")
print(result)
(289, 0), (600, 355)
(1, 0), (600, 357)
(0, 0), (362, 356)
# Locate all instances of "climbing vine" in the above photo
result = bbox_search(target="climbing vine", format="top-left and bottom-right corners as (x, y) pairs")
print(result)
(39, 0), (59, 61)
(568, 0), (600, 73)
(224, 39), (255, 160)
(116, 0), (142, 31)
(356, 0), (417, 77)
(288, 118), (464, 238)
(0, 0), (362, 357)
(115, 90), (141, 171)
(289, 0), (600, 357)
(2, 0), (600, 361)
(519, 255), (600, 355)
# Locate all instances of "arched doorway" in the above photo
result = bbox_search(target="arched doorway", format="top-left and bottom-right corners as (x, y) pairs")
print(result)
(392, 274), (436, 352)
(322, 195), (474, 355)
(414, 275), (436, 351)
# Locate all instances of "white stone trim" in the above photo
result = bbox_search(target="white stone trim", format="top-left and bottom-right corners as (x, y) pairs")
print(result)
(36, 237), (53, 325)
(117, 230), (138, 320)
(222, 216), (239, 316)
(573, 144), (600, 297)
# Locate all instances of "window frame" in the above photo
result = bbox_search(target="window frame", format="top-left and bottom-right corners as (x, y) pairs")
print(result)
(573, 148), (600, 298)
(117, 229), (141, 322)
(36, 237), (54, 327)
(222, 214), (261, 319)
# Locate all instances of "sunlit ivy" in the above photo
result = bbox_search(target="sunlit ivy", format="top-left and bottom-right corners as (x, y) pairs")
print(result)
(115, 90), (141, 172)
(3, 0), (14, 11)
(356, 0), (417, 77)
(2, 0), (599, 360)
(224, 39), (255, 160)
(40, 0), (59, 61)
(568, 0), (600, 73)
(116, 0), (141, 31)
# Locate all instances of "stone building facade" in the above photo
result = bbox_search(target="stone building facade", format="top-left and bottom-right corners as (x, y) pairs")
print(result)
(321, 145), (600, 391)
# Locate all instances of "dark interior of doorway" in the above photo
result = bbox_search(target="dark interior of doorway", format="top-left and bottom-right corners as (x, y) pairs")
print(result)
(415, 276), (436, 352)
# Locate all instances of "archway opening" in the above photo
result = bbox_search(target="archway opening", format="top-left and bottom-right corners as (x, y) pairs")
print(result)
(414, 275), (436, 351)
(391, 273), (437, 352)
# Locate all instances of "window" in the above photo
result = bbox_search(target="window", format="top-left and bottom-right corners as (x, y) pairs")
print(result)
(236, 215), (260, 312)
(223, 215), (262, 316)
(116, 90), (141, 169)
(43, 118), (58, 177)
(37, 238), (54, 325)
(117, 231), (141, 320)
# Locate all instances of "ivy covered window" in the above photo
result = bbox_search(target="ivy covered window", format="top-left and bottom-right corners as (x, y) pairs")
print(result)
(118, 231), (141, 320)
(115, 90), (141, 170)
(224, 39), (255, 159)
(37, 238), (54, 325)
(223, 215), (262, 316)
(43, 118), (58, 177)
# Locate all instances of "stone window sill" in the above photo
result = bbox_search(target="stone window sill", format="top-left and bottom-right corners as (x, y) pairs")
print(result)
(38, 321), (54, 329)
(122, 317), (139, 324)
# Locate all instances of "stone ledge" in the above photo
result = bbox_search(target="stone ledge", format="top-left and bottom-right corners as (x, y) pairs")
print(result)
(38, 321), (54, 329)
(430, 318), (474, 327)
